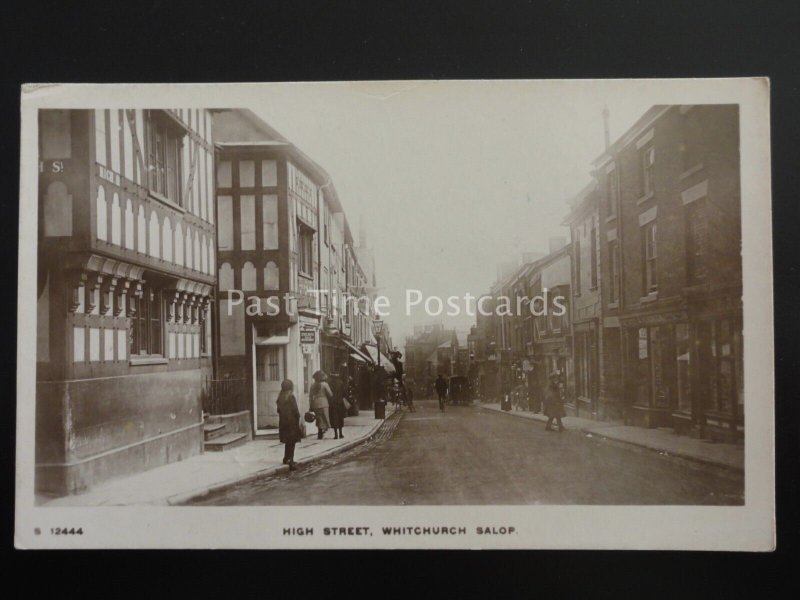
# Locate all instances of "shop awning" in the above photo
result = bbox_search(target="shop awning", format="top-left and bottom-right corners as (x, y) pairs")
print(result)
(364, 345), (396, 375)
(350, 352), (367, 363)
(254, 335), (291, 346)
(339, 338), (372, 362)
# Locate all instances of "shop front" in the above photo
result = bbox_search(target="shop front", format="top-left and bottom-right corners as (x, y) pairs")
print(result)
(679, 288), (744, 441)
(621, 308), (687, 428)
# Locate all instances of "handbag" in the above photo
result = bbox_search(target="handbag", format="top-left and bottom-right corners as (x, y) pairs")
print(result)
(304, 410), (316, 423)
(342, 396), (352, 412)
(299, 418), (307, 439)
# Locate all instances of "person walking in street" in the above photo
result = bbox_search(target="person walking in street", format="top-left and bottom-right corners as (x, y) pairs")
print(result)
(435, 373), (448, 412)
(328, 373), (347, 439)
(276, 379), (302, 471)
(544, 371), (566, 432)
(310, 370), (333, 439)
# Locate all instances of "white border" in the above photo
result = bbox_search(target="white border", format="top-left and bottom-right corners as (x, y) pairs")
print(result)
(15, 80), (774, 550)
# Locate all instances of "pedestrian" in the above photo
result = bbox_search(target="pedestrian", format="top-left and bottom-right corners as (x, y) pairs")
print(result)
(435, 373), (448, 412)
(543, 371), (566, 432)
(276, 379), (302, 471)
(328, 373), (347, 439)
(310, 370), (332, 439)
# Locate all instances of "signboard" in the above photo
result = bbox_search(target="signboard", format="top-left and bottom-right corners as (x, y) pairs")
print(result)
(300, 327), (316, 345)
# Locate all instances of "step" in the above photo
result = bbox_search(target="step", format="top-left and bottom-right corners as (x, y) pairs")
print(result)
(203, 423), (227, 441)
(204, 432), (248, 452)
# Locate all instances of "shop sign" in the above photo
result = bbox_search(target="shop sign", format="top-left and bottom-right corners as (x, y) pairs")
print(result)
(300, 327), (316, 345)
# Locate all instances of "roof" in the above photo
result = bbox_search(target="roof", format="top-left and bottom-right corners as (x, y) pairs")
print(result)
(591, 105), (672, 167)
(211, 108), (337, 192)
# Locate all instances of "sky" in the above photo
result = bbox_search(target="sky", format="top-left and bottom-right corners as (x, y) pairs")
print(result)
(250, 81), (653, 345)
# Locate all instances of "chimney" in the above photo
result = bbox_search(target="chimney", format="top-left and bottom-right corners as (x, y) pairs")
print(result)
(602, 106), (611, 151)
(549, 237), (567, 254)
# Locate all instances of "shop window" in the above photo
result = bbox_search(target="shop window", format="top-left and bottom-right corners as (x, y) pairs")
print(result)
(144, 111), (183, 205)
(675, 324), (692, 413)
(642, 222), (658, 294)
(131, 286), (163, 356)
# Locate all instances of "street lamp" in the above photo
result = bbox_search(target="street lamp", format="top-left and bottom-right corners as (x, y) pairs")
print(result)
(372, 319), (384, 368)
(371, 319), (385, 419)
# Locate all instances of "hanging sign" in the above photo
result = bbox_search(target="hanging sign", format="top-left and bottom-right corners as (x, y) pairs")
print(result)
(300, 327), (316, 345)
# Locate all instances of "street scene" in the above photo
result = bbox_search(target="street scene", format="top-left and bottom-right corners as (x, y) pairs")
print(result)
(189, 400), (743, 506)
(32, 87), (744, 508)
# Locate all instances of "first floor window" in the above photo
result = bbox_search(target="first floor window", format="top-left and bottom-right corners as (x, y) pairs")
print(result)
(298, 224), (314, 276)
(642, 222), (658, 294)
(145, 110), (183, 204)
(131, 285), (163, 356)
(609, 240), (620, 304)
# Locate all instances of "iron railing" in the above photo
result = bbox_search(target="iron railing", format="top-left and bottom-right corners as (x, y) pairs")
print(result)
(202, 376), (246, 415)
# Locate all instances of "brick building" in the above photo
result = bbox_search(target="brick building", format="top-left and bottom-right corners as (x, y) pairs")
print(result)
(592, 105), (742, 440)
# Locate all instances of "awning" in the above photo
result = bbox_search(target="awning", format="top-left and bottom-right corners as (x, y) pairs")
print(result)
(350, 352), (367, 363)
(339, 338), (372, 362)
(364, 345), (396, 375)
(254, 335), (290, 346)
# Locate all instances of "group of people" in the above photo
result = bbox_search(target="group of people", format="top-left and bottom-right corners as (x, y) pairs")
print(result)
(501, 372), (566, 432)
(275, 369), (353, 472)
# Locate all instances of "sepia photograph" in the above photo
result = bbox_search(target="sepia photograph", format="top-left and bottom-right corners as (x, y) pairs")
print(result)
(15, 80), (774, 549)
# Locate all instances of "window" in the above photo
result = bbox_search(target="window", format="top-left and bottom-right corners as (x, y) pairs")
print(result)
(131, 286), (163, 356)
(643, 222), (658, 294)
(217, 196), (233, 250)
(686, 199), (709, 282)
(240, 195), (255, 250)
(590, 226), (598, 289)
(145, 111), (182, 204)
(642, 146), (655, 196)
(200, 306), (208, 355)
(573, 239), (581, 295)
(609, 240), (620, 304)
(262, 195), (278, 250)
(298, 225), (314, 276)
(606, 167), (618, 217)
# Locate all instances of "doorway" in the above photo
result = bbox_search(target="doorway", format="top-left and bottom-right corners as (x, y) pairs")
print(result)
(255, 344), (285, 431)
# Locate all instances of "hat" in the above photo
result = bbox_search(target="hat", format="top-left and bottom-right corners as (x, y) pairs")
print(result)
(549, 371), (561, 380)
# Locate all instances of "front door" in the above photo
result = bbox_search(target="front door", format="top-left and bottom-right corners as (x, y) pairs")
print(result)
(255, 345), (285, 430)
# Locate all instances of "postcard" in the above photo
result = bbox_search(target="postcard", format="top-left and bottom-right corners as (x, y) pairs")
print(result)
(15, 79), (774, 549)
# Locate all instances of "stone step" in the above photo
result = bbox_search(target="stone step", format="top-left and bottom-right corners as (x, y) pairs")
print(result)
(203, 423), (227, 441)
(204, 432), (248, 452)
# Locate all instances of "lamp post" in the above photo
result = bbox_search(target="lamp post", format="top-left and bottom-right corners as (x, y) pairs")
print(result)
(372, 319), (385, 419)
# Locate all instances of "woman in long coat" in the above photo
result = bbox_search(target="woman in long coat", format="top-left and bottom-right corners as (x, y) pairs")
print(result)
(276, 379), (302, 470)
(310, 370), (332, 439)
(543, 371), (566, 432)
(327, 374), (346, 439)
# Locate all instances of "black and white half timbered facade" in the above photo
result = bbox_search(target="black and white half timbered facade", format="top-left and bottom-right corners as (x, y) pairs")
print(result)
(36, 109), (216, 496)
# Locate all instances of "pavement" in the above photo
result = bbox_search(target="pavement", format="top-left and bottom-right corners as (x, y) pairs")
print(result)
(479, 403), (744, 472)
(190, 399), (744, 506)
(40, 405), (397, 507)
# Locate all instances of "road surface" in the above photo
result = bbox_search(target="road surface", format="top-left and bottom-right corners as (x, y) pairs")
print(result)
(188, 400), (743, 506)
